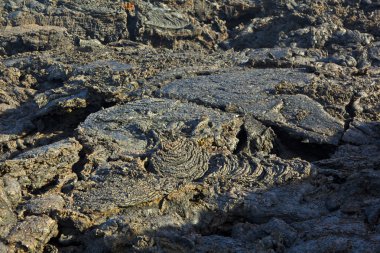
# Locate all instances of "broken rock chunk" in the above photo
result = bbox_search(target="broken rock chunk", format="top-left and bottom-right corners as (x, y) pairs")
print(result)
(0, 25), (72, 56)
(6, 215), (58, 253)
(0, 138), (81, 191)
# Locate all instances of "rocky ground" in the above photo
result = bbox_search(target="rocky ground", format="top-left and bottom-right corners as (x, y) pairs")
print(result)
(0, 0), (380, 252)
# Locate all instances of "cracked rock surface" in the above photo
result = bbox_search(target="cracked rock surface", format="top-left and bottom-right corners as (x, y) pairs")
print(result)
(159, 68), (344, 145)
(0, 0), (379, 252)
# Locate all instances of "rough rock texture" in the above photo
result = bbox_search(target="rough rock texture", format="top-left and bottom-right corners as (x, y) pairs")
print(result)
(159, 68), (344, 145)
(0, 138), (81, 191)
(6, 215), (58, 253)
(0, 0), (379, 252)
(0, 25), (73, 55)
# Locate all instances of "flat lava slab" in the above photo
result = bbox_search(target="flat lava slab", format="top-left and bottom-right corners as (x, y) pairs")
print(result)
(77, 98), (242, 164)
(159, 68), (344, 145)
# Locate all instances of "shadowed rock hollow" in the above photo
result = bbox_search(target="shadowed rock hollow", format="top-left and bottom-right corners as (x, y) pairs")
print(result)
(0, 0), (379, 252)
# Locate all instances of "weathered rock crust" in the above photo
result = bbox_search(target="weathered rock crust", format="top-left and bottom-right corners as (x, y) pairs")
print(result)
(0, 0), (379, 252)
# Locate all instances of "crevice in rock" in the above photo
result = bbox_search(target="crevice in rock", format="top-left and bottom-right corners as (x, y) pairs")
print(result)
(127, 10), (139, 42)
(222, 11), (259, 32)
(71, 146), (89, 181)
(343, 92), (358, 132)
(194, 210), (246, 237)
(143, 156), (153, 173)
(0, 144), (10, 156)
(28, 98), (116, 148)
(47, 223), (84, 251)
(271, 126), (336, 161)
(0, 95), (117, 163)
(31, 175), (60, 195)
(233, 124), (248, 155)
(32, 107), (99, 136)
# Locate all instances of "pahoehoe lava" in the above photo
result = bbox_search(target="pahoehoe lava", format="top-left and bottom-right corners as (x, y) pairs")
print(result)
(0, 0), (380, 252)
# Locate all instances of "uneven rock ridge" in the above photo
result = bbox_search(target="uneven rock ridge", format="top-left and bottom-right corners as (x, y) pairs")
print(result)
(0, 0), (380, 252)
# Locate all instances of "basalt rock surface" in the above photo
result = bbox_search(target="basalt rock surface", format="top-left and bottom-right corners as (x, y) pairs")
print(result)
(158, 68), (345, 145)
(0, 0), (379, 252)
